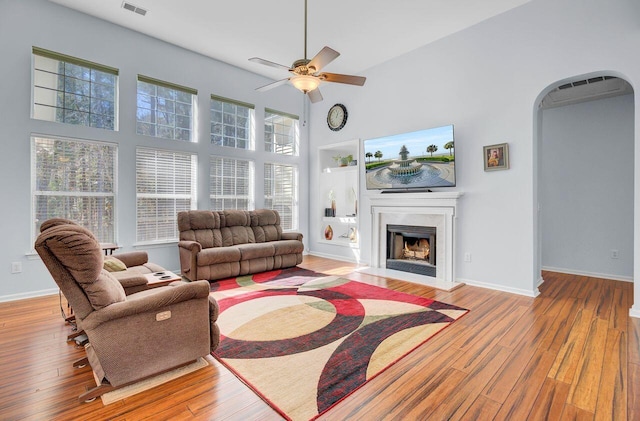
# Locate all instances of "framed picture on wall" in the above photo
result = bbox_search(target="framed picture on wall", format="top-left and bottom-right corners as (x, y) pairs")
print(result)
(483, 143), (509, 171)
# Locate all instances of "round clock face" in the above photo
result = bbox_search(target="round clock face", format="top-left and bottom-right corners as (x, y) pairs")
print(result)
(327, 104), (348, 131)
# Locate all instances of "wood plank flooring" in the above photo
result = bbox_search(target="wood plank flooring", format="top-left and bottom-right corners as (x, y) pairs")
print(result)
(1, 255), (638, 420)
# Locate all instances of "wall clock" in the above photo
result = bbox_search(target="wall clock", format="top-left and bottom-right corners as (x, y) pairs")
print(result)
(327, 103), (348, 131)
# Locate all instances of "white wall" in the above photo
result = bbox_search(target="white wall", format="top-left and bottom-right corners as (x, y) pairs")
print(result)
(540, 94), (634, 280)
(0, 0), (308, 300)
(308, 0), (640, 305)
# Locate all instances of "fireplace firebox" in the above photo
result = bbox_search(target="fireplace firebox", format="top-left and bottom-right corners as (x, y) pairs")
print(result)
(386, 224), (436, 277)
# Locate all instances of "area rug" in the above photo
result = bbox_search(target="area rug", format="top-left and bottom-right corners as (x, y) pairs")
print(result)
(211, 268), (468, 420)
(97, 357), (208, 405)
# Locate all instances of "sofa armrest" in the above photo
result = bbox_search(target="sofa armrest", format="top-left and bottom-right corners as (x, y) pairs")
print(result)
(82, 280), (210, 330)
(178, 241), (202, 281)
(178, 240), (202, 253)
(282, 232), (303, 242)
(113, 251), (148, 267)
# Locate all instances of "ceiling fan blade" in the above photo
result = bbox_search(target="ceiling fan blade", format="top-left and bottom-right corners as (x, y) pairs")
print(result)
(319, 72), (366, 86)
(256, 78), (291, 92)
(307, 87), (323, 103)
(307, 47), (340, 72)
(249, 57), (291, 71)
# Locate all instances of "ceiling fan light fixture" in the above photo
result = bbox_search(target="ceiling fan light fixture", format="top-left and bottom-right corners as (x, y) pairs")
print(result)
(290, 75), (320, 93)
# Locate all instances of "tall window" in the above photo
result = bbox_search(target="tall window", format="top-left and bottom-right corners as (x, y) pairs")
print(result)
(136, 75), (197, 142)
(136, 148), (197, 243)
(32, 136), (117, 242)
(32, 47), (118, 130)
(264, 109), (299, 156)
(210, 95), (255, 149)
(264, 163), (298, 230)
(210, 157), (254, 210)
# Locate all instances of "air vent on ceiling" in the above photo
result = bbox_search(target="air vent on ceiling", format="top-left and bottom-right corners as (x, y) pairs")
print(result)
(122, 2), (147, 16)
(540, 76), (633, 109)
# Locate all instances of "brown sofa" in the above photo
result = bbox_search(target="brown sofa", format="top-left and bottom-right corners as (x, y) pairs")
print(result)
(35, 221), (220, 402)
(177, 209), (304, 281)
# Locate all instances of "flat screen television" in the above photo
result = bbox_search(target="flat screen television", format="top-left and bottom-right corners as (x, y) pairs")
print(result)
(364, 124), (455, 191)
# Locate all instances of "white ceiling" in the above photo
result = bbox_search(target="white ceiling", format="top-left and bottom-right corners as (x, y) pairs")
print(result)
(48, 0), (531, 82)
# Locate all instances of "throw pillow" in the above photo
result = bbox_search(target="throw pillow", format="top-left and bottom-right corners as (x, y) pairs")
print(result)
(103, 256), (127, 272)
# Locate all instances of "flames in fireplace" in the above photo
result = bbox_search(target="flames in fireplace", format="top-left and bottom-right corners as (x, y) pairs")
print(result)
(403, 238), (430, 261)
(387, 224), (436, 277)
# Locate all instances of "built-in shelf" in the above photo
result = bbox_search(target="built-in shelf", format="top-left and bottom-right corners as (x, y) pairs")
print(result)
(323, 216), (357, 224)
(318, 140), (360, 251)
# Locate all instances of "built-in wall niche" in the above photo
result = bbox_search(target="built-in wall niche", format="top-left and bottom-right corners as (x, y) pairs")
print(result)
(317, 140), (359, 249)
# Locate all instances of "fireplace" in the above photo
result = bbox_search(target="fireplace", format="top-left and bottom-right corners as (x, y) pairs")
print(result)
(386, 225), (436, 277)
(361, 192), (463, 291)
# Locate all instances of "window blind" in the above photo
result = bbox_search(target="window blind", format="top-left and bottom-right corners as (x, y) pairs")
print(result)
(210, 156), (254, 210)
(264, 163), (298, 230)
(32, 135), (117, 243)
(136, 148), (197, 242)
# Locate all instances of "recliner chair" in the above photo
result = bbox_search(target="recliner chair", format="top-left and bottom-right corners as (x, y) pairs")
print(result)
(35, 221), (220, 402)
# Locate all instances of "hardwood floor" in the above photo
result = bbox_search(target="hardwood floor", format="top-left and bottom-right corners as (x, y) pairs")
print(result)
(1, 255), (639, 420)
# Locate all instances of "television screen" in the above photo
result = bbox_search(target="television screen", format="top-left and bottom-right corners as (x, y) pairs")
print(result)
(364, 125), (455, 191)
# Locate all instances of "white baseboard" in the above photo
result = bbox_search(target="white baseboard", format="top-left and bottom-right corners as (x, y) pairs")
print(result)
(306, 251), (365, 265)
(457, 277), (539, 298)
(0, 288), (58, 303)
(630, 307), (640, 319)
(542, 266), (633, 283)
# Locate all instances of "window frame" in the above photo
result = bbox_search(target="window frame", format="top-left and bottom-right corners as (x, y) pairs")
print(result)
(32, 47), (119, 130)
(136, 75), (198, 142)
(135, 147), (197, 244)
(31, 134), (118, 245)
(210, 95), (255, 150)
(210, 156), (255, 211)
(263, 162), (298, 231)
(264, 108), (299, 156)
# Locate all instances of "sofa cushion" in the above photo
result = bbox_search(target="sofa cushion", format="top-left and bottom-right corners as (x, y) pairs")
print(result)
(236, 243), (275, 260)
(103, 256), (127, 272)
(272, 239), (304, 256)
(198, 246), (241, 266)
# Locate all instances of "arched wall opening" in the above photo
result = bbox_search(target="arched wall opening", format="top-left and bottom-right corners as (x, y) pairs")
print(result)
(533, 71), (636, 315)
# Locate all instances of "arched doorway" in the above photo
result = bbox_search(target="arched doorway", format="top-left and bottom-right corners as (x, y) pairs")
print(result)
(533, 72), (634, 307)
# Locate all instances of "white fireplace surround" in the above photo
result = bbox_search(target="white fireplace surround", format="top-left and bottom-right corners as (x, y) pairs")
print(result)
(361, 192), (463, 291)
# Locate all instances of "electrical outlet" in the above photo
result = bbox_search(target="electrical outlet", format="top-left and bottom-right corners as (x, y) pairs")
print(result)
(11, 262), (22, 274)
(611, 249), (619, 259)
(464, 253), (472, 262)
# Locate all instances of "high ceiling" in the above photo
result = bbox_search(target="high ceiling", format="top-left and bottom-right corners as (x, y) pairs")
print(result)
(48, 0), (531, 82)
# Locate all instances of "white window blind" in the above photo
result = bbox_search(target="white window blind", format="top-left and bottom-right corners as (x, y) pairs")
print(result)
(136, 148), (197, 242)
(210, 156), (254, 210)
(136, 75), (197, 142)
(32, 135), (117, 243)
(264, 109), (299, 156)
(264, 163), (298, 230)
(32, 47), (118, 130)
(210, 95), (255, 149)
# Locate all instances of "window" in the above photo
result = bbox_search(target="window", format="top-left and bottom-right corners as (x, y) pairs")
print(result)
(32, 135), (117, 243)
(210, 157), (254, 210)
(136, 75), (197, 142)
(264, 109), (299, 156)
(32, 47), (118, 130)
(210, 95), (255, 149)
(264, 163), (298, 230)
(136, 148), (197, 243)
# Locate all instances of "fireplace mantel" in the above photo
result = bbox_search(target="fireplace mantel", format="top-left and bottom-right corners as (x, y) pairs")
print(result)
(368, 191), (463, 208)
(362, 191), (463, 291)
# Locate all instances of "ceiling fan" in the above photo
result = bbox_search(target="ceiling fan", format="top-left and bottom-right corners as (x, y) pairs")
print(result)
(249, 0), (366, 103)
